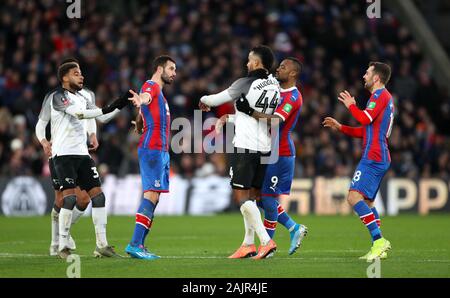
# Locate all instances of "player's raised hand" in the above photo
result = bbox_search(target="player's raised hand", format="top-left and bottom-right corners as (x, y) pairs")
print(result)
(322, 117), (341, 132)
(337, 90), (356, 108)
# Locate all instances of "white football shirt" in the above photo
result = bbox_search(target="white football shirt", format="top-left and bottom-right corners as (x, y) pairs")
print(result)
(49, 88), (96, 157)
(227, 73), (280, 152)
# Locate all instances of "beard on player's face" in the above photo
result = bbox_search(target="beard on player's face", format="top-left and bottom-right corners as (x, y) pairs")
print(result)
(161, 70), (173, 84)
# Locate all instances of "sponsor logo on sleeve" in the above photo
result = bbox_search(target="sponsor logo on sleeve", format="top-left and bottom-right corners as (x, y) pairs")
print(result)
(368, 102), (376, 109)
(283, 103), (293, 113)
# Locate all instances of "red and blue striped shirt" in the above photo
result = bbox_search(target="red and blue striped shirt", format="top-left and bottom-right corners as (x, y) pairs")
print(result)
(138, 80), (171, 151)
(274, 86), (303, 157)
(342, 88), (395, 163)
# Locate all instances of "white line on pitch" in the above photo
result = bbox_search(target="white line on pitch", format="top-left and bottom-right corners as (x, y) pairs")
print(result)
(0, 253), (449, 263)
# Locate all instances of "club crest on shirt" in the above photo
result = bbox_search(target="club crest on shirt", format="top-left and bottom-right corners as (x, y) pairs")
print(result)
(154, 180), (161, 188)
(61, 97), (70, 106)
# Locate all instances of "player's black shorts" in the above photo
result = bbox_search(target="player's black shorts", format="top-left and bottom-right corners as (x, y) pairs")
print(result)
(229, 147), (270, 190)
(49, 158), (61, 190)
(53, 155), (101, 191)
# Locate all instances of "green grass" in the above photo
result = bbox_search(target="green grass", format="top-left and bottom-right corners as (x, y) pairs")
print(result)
(0, 214), (449, 278)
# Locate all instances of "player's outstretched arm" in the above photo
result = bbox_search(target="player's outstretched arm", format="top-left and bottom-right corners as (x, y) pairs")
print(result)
(200, 89), (233, 108)
(128, 89), (151, 108)
(65, 91), (131, 120)
(322, 117), (363, 138)
(95, 90), (133, 123)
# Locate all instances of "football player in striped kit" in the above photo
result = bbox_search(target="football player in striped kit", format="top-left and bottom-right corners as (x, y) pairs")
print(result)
(126, 55), (176, 260)
(323, 62), (394, 262)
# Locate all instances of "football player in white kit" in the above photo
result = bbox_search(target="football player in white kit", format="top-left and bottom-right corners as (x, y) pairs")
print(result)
(42, 60), (129, 258)
(36, 60), (128, 257)
(199, 45), (280, 259)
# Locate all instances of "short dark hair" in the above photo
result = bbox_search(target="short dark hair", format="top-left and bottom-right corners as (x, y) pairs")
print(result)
(369, 62), (391, 84)
(59, 57), (79, 67)
(251, 45), (275, 70)
(57, 62), (78, 82)
(285, 57), (303, 78)
(152, 55), (176, 74)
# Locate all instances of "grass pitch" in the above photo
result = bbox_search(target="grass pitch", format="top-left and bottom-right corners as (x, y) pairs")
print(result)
(0, 214), (449, 278)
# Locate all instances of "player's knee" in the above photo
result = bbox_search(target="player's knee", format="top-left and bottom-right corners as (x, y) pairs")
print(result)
(143, 191), (160, 204)
(76, 190), (91, 207)
(62, 195), (77, 209)
(87, 187), (102, 198)
(347, 191), (363, 206)
(91, 192), (106, 208)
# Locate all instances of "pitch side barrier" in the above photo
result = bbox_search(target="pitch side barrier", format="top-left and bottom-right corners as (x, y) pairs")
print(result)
(0, 176), (449, 216)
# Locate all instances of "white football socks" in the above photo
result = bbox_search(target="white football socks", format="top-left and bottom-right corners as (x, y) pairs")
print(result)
(71, 206), (85, 225)
(51, 208), (59, 247)
(241, 200), (271, 246)
(58, 208), (73, 251)
(92, 207), (108, 248)
(241, 212), (255, 246)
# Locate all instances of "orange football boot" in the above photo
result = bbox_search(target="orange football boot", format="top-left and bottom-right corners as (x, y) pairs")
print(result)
(252, 240), (277, 259)
(228, 244), (257, 259)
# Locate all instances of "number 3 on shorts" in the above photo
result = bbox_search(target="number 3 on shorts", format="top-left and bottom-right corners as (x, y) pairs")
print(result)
(91, 167), (99, 179)
(351, 170), (361, 185)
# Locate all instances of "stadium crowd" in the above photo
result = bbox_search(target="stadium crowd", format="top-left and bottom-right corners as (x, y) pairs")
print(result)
(1, 0), (449, 181)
